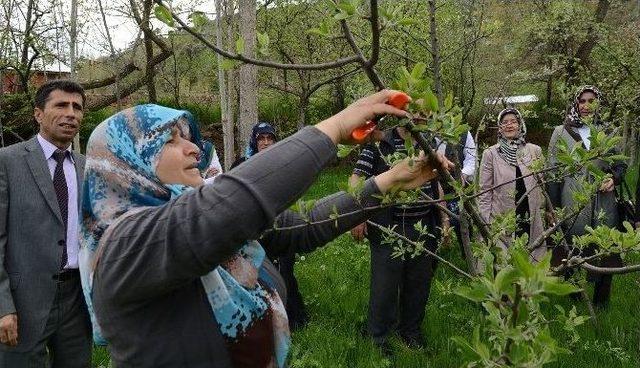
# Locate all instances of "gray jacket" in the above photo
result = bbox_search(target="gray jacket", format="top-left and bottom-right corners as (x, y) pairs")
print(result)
(93, 127), (385, 367)
(547, 125), (625, 238)
(0, 137), (85, 351)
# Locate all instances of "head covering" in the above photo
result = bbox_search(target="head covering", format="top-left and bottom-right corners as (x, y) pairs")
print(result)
(79, 105), (290, 366)
(565, 85), (603, 128)
(246, 121), (277, 158)
(496, 108), (527, 166)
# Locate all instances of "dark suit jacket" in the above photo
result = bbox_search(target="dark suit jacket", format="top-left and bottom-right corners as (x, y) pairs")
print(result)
(0, 136), (85, 351)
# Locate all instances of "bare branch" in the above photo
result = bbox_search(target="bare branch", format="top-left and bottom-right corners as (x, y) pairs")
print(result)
(366, 220), (473, 279)
(154, 0), (359, 71)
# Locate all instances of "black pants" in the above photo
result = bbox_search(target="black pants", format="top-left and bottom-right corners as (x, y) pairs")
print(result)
(367, 218), (438, 343)
(551, 244), (622, 305)
(273, 253), (309, 330)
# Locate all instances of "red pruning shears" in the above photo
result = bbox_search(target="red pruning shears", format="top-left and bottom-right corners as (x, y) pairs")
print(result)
(351, 92), (411, 143)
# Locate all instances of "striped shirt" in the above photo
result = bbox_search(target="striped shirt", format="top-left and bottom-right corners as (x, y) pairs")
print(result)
(353, 128), (437, 221)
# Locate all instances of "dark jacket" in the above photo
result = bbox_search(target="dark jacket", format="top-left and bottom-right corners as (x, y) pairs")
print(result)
(93, 127), (384, 367)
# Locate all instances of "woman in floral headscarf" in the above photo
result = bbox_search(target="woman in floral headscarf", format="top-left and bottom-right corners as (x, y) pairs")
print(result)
(547, 85), (626, 306)
(79, 90), (451, 367)
(478, 108), (547, 261)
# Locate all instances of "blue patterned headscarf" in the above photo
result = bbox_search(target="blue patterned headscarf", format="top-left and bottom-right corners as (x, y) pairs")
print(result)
(245, 121), (278, 158)
(79, 105), (290, 367)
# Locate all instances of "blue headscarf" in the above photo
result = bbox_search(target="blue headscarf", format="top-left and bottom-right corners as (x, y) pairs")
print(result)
(245, 121), (278, 158)
(79, 105), (289, 367)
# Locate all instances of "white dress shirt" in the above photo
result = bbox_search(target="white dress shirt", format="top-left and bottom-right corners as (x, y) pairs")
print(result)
(37, 134), (79, 269)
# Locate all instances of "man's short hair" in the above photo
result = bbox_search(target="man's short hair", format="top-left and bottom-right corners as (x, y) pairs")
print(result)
(34, 79), (86, 110)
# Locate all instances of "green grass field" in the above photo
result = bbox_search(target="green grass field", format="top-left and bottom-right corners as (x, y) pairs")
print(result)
(92, 166), (640, 367)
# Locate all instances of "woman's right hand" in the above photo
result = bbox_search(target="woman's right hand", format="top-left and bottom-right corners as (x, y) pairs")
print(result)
(315, 89), (409, 145)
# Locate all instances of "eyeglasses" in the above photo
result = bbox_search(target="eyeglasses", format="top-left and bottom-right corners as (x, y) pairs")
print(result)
(500, 119), (519, 126)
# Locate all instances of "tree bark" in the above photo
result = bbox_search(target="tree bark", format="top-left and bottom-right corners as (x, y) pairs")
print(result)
(428, 0), (444, 107)
(566, 0), (610, 84)
(97, 0), (122, 109)
(142, 0), (157, 103)
(216, 0), (235, 170)
(237, 0), (258, 153)
(69, 0), (81, 151)
(17, 0), (35, 93)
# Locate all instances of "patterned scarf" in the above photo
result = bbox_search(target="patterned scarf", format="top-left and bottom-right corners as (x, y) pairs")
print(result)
(564, 85), (603, 128)
(79, 105), (290, 367)
(497, 108), (527, 167)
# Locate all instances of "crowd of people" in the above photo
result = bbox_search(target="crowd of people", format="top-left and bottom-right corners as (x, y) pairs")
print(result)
(0, 79), (633, 367)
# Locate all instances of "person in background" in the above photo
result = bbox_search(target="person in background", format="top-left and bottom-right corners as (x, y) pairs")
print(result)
(203, 140), (223, 184)
(433, 131), (476, 254)
(547, 85), (626, 307)
(229, 121), (309, 329)
(350, 125), (449, 354)
(230, 122), (278, 169)
(478, 108), (547, 261)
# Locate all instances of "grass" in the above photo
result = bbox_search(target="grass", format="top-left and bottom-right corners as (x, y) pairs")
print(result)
(92, 166), (640, 367)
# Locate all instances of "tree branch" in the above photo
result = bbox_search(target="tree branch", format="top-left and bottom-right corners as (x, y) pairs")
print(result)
(155, 0), (359, 71)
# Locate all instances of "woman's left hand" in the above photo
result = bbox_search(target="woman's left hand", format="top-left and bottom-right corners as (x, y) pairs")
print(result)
(374, 151), (454, 193)
(599, 178), (614, 192)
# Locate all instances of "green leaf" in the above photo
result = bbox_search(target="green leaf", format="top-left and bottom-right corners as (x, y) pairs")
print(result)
(511, 247), (535, 279)
(333, 10), (350, 20)
(444, 92), (454, 110)
(425, 90), (439, 112)
(542, 279), (580, 296)
(257, 32), (270, 56)
(257, 32), (269, 48)
(494, 267), (519, 293)
(307, 28), (329, 37)
(397, 18), (418, 26)
(450, 336), (483, 361)
(337, 144), (357, 158)
(410, 62), (427, 80)
(455, 283), (489, 303)
(154, 4), (175, 27)
(336, 0), (356, 15)
(220, 58), (238, 70)
(235, 37), (245, 54)
(189, 11), (208, 28)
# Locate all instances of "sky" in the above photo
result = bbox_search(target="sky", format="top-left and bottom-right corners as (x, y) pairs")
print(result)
(76, 0), (218, 59)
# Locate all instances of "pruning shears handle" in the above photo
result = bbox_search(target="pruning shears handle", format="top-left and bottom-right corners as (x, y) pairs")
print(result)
(351, 92), (411, 143)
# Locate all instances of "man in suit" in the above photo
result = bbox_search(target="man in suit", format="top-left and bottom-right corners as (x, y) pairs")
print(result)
(0, 80), (91, 367)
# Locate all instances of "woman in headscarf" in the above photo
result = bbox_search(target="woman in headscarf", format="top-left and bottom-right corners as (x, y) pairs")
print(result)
(478, 108), (547, 261)
(230, 122), (278, 169)
(79, 90), (450, 367)
(547, 85), (626, 306)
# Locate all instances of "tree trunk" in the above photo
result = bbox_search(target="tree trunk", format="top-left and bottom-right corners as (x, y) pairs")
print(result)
(142, 0), (157, 103)
(567, 0), (610, 84)
(97, 0), (122, 109)
(216, 0), (235, 170)
(0, 70), (5, 147)
(297, 97), (307, 130)
(237, 0), (258, 154)
(332, 75), (345, 114)
(69, 0), (81, 151)
(428, 0), (444, 107)
(17, 0), (35, 93)
(226, 0), (238, 163)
